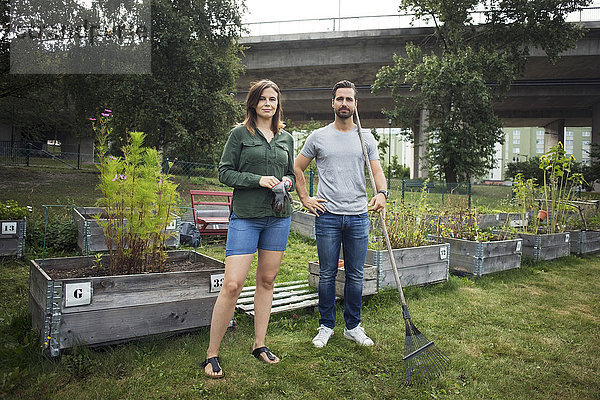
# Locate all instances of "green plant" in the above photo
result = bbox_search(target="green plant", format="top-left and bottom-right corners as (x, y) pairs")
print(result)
(0, 201), (30, 220)
(538, 143), (585, 234)
(512, 173), (538, 233)
(93, 110), (181, 275)
(26, 211), (77, 255)
(372, 180), (432, 248)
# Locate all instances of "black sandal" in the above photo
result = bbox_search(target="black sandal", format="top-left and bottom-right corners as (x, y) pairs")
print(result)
(201, 356), (224, 379)
(252, 346), (278, 363)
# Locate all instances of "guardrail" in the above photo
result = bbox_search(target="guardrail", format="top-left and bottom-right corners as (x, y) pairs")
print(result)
(242, 6), (600, 37)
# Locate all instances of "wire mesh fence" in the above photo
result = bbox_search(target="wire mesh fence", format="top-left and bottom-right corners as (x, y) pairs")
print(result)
(0, 141), (96, 170)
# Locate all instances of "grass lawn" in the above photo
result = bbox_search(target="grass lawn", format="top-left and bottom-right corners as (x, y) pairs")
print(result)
(1, 167), (599, 399)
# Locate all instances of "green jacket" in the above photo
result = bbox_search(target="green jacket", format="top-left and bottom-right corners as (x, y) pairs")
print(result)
(218, 125), (296, 218)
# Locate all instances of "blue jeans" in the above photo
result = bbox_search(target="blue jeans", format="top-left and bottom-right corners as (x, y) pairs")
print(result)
(314, 211), (369, 330)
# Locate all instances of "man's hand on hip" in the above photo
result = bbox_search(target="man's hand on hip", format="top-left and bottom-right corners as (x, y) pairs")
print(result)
(301, 196), (327, 216)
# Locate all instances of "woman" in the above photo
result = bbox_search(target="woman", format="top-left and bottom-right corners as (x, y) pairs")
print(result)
(201, 80), (295, 379)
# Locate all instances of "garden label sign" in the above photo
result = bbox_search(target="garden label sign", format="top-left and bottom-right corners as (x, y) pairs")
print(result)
(210, 273), (224, 293)
(1, 222), (17, 235)
(64, 282), (92, 307)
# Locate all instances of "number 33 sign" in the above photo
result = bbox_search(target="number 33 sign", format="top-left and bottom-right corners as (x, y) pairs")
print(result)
(210, 273), (224, 293)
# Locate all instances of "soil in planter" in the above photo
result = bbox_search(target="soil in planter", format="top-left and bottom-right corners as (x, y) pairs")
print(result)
(43, 258), (219, 280)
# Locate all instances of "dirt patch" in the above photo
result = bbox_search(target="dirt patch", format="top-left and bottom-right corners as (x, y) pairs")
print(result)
(43, 258), (220, 280)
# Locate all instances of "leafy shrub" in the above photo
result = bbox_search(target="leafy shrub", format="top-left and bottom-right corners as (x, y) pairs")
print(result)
(0, 200), (30, 220)
(26, 211), (77, 254)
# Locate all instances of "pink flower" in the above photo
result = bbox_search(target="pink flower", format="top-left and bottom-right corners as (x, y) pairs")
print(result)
(104, 108), (112, 113)
(120, 174), (128, 180)
(111, 174), (118, 181)
(89, 118), (96, 121)
(109, 156), (117, 160)
(101, 113), (109, 117)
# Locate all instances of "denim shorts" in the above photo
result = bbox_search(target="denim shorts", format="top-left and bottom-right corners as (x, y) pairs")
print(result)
(225, 212), (292, 256)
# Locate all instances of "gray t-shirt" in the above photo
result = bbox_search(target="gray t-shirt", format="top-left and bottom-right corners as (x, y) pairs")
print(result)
(301, 123), (379, 214)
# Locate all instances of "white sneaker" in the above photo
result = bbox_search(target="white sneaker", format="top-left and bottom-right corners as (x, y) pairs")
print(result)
(343, 324), (374, 346)
(312, 325), (334, 348)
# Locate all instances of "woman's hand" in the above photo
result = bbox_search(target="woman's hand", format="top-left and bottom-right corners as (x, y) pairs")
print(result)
(259, 176), (280, 188)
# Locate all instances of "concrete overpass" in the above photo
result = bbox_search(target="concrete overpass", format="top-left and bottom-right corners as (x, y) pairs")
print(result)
(236, 21), (600, 135)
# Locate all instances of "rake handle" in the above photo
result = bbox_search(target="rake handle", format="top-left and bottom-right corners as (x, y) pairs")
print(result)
(354, 110), (408, 308)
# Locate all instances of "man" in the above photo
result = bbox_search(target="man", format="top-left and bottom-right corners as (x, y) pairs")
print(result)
(294, 80), (388, 348)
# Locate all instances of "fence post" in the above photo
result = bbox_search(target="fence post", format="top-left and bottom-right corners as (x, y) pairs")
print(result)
(26, 142), (30, 166)
(441, 180), (445, 205)
(77, 143), (81, 170)
(309, 170), (314, 197)
(401, 179), (405, 202)
(468, 182), (472, 208)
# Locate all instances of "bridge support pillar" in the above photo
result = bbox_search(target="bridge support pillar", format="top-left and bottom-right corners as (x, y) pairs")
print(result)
(592, 102), (600, 147)
(544, 119), (565, 152)
(411, 109), (429, 179)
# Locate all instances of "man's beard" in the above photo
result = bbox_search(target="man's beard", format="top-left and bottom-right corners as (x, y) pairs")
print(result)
(335, 108), (354, 119)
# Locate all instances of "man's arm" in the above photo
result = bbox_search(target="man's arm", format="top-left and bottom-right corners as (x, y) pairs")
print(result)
(367, 159), (387, 213)
(294, 154), (327, 216)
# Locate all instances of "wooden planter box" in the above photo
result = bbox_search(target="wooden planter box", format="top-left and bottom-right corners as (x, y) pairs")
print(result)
(28, 250), (225, 356)
(307, 261), (378, 296)
(568, 230), (600, 255)
(429, 235), (522, 277)
(476, 214), (502, 229)
(365, 243), (450, 289)
(517, 232), (570, 260)
(0, 219), (26, 257)
(290, 210), (315, 239)
(498, 212), (530, 228)
(73, 207), (181, 254)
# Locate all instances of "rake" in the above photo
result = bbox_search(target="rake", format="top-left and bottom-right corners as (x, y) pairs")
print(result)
(354, 109), (450, 384)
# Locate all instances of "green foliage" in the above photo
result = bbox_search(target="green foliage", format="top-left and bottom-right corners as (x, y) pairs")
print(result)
(26, 211), (78, 255)
(512, 172), (538, 233)
(0, 200), (30, 220)
(506, 157), (545, 183)
(374, 0), (589, 183)
(538, 142), (585, 233)
(373, 180), (432, 248)
(94, 112), (181, 275)
(390, 155), (410, 179)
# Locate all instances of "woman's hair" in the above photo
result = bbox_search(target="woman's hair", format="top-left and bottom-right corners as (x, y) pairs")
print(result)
(243, 79), (285, 134)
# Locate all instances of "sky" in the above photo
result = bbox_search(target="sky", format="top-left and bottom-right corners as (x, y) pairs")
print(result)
(242, 0), (400, 23)
(241, 0), (600, 35)
(242, 0), (600, 23)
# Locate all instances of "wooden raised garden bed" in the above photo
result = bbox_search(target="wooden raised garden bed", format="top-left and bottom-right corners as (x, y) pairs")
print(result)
(28, 250), (225, 356)
(517, 232), (570, 260)
(73, 207), (181, 254)
(429, 235), (522, 277)
(0, 219), (26, 257)
(308, 261), (378, 296)
(365, 243), (450, 289)
(290, 210), (315, 239)
(568, 230), (600, 255)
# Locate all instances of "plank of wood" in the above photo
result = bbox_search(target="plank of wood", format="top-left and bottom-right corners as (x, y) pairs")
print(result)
(236, 289), (312, 305)
(240, 280), (305, 292)
(260, 298), (320, 315)
(59, 297), (216, 349)
(237, 293), (319, 312)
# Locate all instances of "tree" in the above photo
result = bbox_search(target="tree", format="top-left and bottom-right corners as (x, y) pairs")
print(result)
(373, 0), (590, 183)
(1, 0), (245, 163)
(73, 0), (246, 162)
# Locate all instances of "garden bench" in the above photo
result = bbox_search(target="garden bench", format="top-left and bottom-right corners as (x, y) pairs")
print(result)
(402, 180), (436, 191)
(190, 190), (232, 236)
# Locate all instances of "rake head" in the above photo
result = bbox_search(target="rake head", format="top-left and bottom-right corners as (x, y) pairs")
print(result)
(402, 307), (450, 385)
